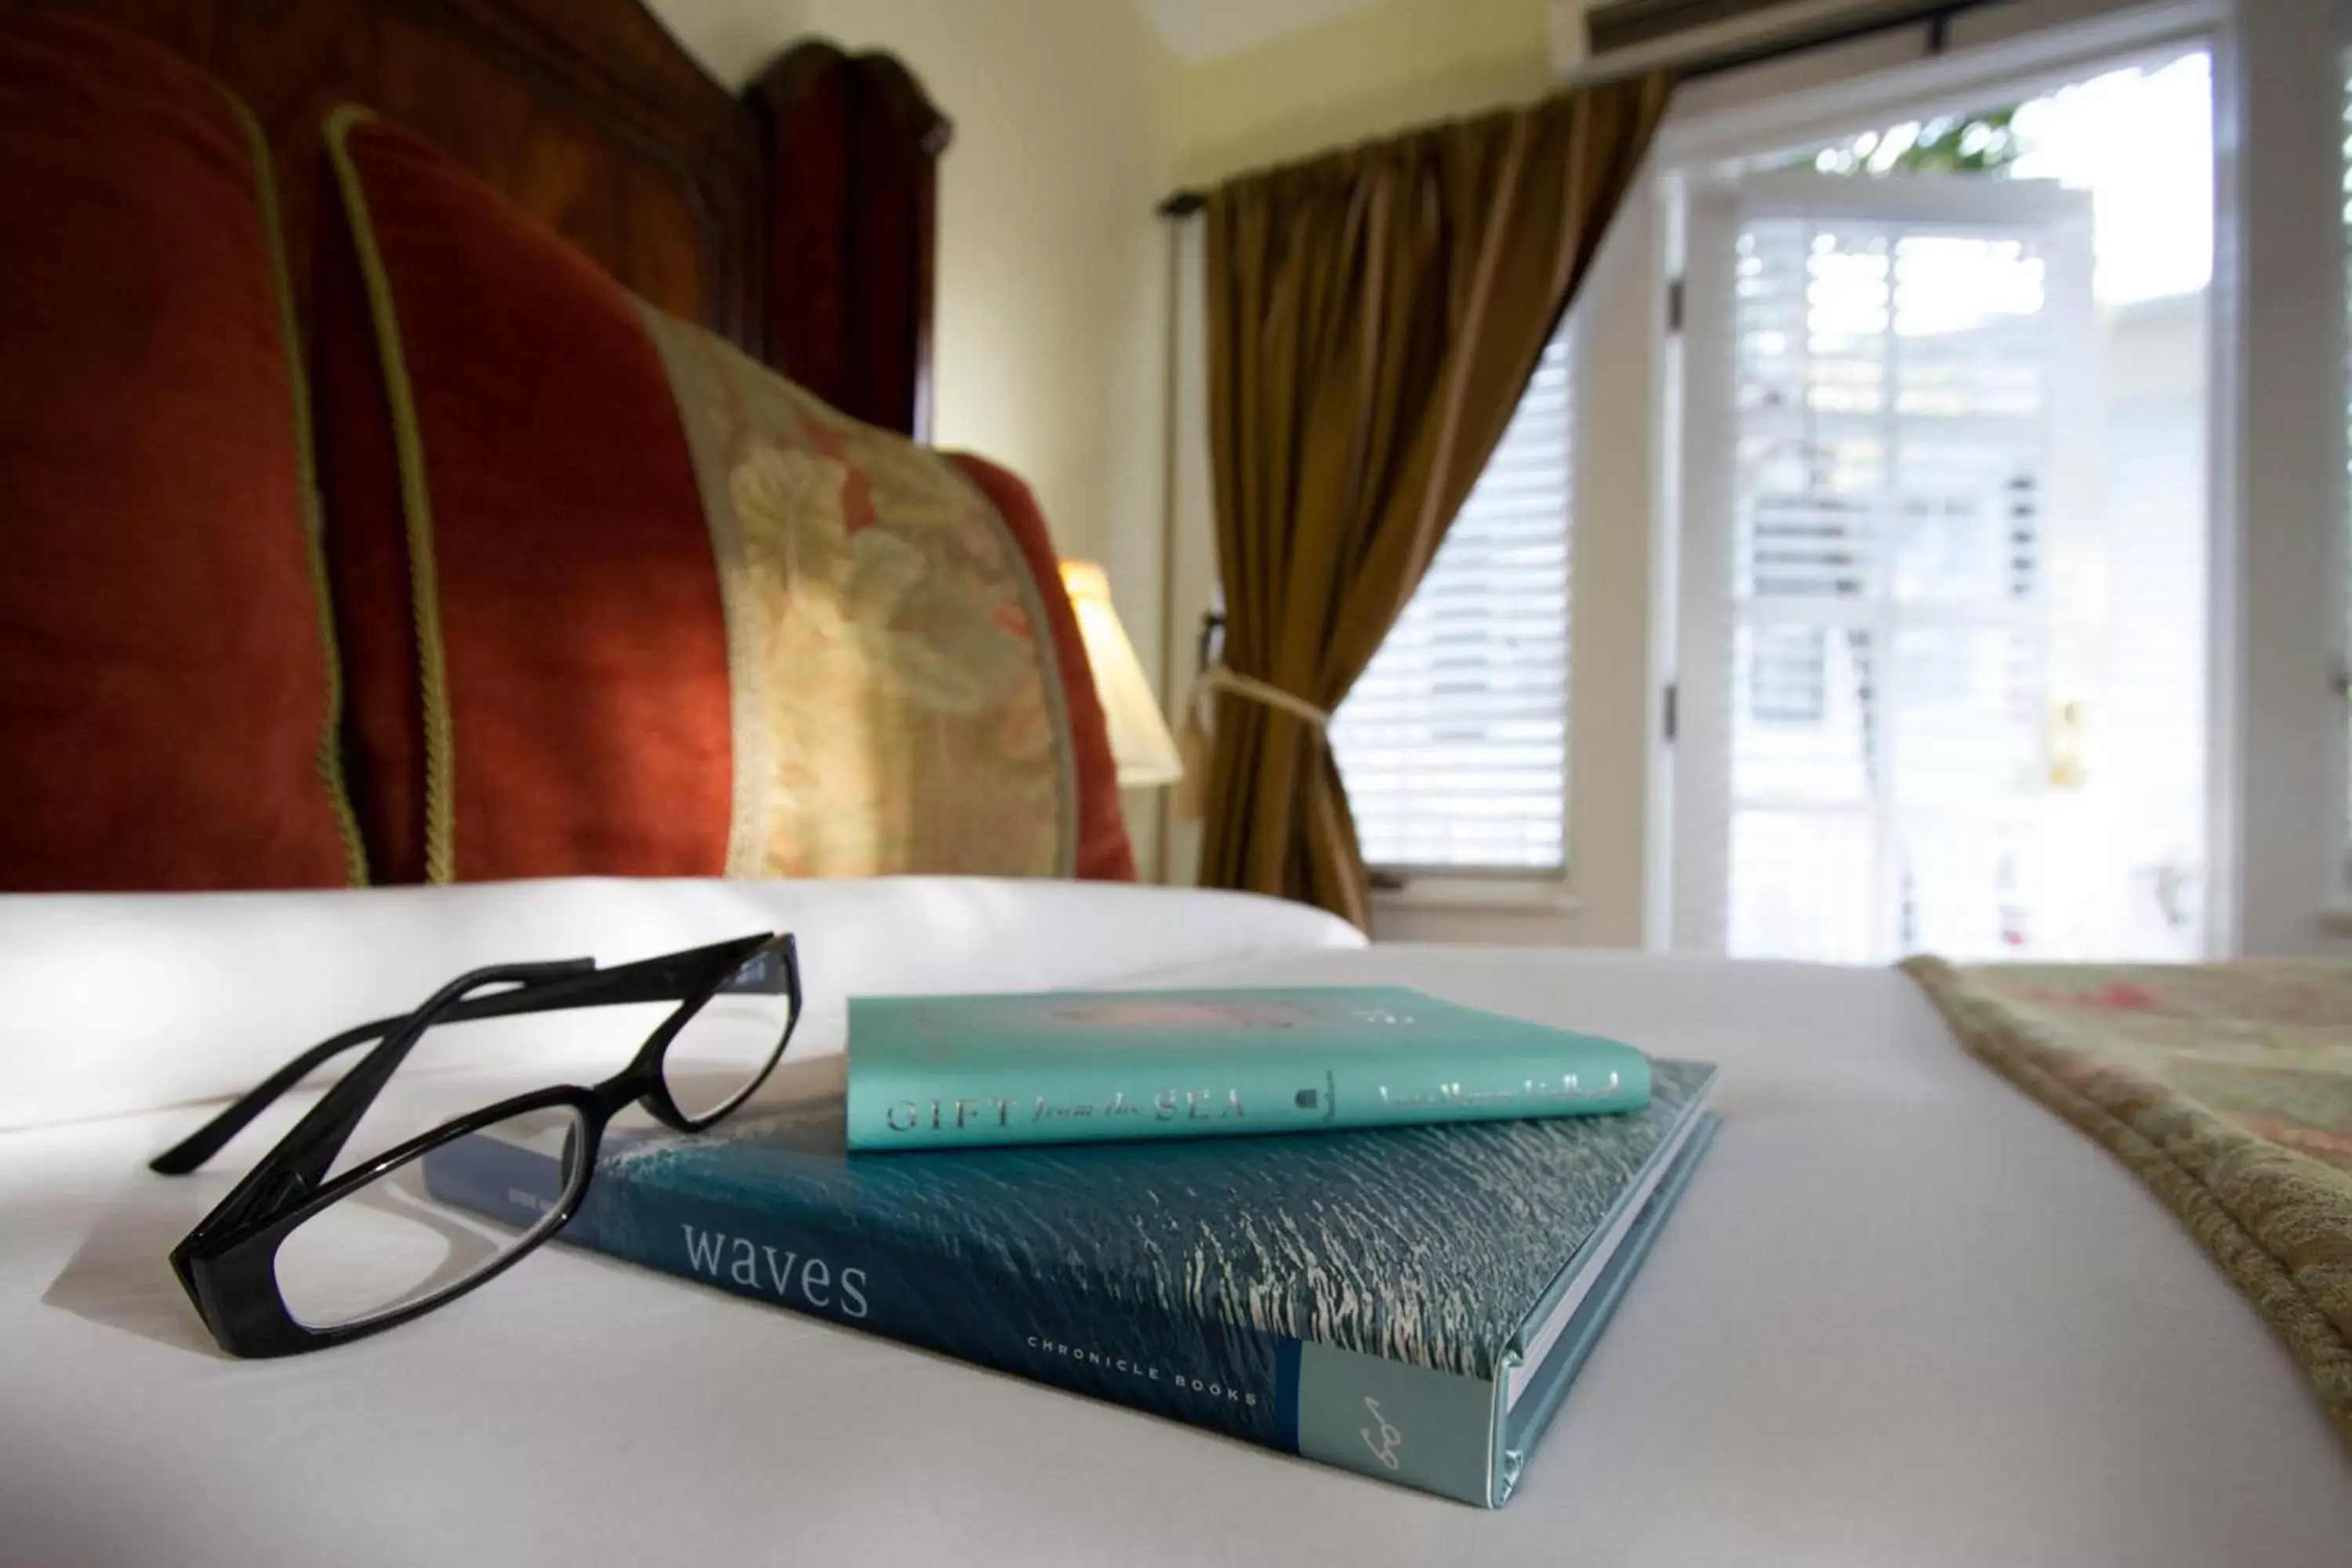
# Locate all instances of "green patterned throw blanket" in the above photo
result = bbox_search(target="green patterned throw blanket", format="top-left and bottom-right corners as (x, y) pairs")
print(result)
(1904, 958), (2352, 1443)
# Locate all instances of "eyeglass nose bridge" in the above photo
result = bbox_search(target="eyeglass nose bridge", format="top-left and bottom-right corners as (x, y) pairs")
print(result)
(429, 956), (601, 1014)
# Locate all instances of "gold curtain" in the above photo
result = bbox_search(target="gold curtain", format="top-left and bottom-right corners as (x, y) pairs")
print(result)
(1196, 74), (1674, 927)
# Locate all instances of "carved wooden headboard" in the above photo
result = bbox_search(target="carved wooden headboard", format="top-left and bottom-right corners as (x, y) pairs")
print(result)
(26, 0), (948, 435)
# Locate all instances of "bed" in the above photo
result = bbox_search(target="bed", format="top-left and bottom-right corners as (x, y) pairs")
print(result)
(2, 878), (2350, 1566)
(1, 0), (2348, 1560)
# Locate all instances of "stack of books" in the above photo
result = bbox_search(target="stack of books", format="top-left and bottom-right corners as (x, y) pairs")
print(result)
(427, 986), (1716, 1507)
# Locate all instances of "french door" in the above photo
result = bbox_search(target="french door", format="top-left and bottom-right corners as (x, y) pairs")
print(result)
(1672, 172), (2106, 962)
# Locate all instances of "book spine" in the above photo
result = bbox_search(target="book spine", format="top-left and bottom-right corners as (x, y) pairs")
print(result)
(847, 1051), (1650, 1150)
(422, 1135), (1301, 1454)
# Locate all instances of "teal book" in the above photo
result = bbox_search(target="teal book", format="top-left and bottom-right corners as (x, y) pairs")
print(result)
(423, 1056), (1718, 1507)
(844, 985), (1651, 1150)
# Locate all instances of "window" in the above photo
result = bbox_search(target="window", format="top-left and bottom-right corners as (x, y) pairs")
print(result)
(1330, 322), (1574, 873)
(1722, 209), (2070, 961)
(1748, 625), (1829, 725)
(1677, 50), (2213, 963)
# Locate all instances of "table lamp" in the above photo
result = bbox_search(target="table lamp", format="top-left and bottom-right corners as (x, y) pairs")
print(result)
(1058, 561), (1184, 789)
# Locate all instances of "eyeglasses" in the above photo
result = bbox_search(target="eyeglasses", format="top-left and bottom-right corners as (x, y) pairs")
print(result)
(152, 932), (800, 1358)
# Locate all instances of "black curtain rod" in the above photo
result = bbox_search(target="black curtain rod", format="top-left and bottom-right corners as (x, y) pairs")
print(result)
(1152, 2), (1983, 218)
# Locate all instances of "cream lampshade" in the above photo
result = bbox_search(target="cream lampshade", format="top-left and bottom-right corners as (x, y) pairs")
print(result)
(1058, 561), (1185, 789)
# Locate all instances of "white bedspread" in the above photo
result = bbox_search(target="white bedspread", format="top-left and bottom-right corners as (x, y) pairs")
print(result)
(1, 882), (2346, 1566)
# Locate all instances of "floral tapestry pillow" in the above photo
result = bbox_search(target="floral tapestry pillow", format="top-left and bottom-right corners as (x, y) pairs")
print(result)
(643, 313), (1073, 878)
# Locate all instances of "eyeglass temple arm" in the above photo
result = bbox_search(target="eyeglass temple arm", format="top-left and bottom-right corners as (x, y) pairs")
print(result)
(151, 934), (775, 1180)
(147, 957), (626, 1177)
(265, 946), (768, 1197)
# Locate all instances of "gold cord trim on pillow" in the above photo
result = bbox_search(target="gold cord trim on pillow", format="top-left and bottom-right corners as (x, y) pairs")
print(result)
(224, 91), (368, 886)
(325, 105), (456, 884)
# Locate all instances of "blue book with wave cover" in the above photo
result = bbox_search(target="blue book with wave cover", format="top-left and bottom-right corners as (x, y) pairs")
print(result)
(424, 1056), (1718, 1506)
(845, 985), (1652, 1149)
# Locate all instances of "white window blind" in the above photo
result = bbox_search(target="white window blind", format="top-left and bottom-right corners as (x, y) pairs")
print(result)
(1330, 324), (1573, 872)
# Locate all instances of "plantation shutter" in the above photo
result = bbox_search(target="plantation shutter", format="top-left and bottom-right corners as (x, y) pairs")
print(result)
(1678, 174), (2096, 960)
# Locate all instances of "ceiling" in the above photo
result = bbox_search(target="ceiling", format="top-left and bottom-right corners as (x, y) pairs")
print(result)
(1131, 0), (1391, 63)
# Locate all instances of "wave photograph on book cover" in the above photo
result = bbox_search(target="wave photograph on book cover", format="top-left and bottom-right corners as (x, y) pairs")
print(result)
(424, 1054), (1717, 1502)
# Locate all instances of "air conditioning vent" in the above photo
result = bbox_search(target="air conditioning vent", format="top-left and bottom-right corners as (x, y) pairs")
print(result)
(1559, 0), (1976, 78)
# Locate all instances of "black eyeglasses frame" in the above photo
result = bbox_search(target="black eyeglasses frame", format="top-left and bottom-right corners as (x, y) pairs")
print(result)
(153, 931), (800, 1359)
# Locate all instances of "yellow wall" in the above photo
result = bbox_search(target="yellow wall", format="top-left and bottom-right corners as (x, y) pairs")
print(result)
(644, 0), (1171, 588)
(644, 0), (805, 85)
(1164, 0), (1556, 187)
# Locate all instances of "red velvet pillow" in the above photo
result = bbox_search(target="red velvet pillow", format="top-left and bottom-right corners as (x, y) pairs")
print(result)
(0, 13), (362, 891)
(312, 109), (732, 885)
(315, 110), (1134, 884)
